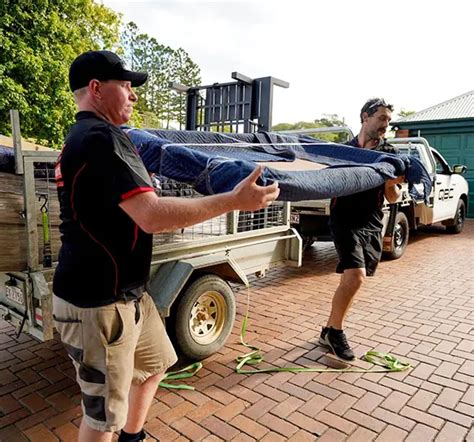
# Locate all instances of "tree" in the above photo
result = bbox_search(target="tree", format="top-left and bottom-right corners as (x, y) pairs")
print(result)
(0, 0), (120, 147)
(165, 48), (200, 128)
(273, 114), (350, 142)
(120, 22), (201, 129)
(397, 109), (416, 119)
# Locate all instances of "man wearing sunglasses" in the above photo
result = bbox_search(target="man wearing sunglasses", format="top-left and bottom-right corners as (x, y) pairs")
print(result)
(319, 98), (404, 361)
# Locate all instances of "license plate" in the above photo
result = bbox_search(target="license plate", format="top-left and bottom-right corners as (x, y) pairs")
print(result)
(5, 284), (24, 306)
(290, 213), (300, 224)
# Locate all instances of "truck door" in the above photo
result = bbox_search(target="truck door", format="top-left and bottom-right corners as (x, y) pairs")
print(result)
(432, 150), (457, 221)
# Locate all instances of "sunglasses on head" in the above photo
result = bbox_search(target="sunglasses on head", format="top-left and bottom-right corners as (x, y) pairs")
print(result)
(366, 99), (389, 111)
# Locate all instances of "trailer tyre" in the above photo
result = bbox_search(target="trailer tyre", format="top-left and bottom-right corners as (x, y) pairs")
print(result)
(173, 274), (236, 360)
(383, 212), (409, 260)
(446, 200), (465, 234)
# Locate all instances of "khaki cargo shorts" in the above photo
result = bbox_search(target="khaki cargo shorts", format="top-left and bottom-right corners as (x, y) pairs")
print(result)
(53, 293), (178, 432)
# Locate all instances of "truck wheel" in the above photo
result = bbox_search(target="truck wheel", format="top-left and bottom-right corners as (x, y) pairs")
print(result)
(173, 274), (236, 360)
(446, 200), (465, 234)
(383, 212), (409, 260)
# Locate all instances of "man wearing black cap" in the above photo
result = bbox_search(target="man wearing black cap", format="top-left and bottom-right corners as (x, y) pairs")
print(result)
(53, 50), (280, 442)
(318, 98), (404, 361)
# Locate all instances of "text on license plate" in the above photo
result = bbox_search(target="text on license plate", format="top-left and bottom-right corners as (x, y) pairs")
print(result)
(5, 285), (24, 306)
(290, 213), (300, 224)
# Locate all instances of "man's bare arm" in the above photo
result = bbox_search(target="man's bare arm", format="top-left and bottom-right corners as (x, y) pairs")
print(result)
(119, 166), (280, 233)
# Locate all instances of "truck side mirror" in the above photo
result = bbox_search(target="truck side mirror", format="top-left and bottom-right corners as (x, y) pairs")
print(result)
(452, 164), (467, 174)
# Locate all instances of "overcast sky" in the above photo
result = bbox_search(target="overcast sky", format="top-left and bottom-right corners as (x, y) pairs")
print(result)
(102, 0), (473, 132)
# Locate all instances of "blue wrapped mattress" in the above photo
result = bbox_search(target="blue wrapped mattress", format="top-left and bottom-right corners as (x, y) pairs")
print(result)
(124, 128), (432, 202)
(1, 130), (432, 202)
(0, 146), (15, 172)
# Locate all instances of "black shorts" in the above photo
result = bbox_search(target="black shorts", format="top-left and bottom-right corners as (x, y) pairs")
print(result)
(331, 228), (383, 276)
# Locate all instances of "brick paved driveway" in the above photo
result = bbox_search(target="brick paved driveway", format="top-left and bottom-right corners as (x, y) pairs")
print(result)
(1, 221), (473, 441)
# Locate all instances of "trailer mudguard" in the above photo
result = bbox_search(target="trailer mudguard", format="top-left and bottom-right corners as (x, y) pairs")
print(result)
(147, 253), (248, 317)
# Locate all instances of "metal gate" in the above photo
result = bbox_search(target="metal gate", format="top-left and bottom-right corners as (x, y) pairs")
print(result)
(170, 72), (289, 133)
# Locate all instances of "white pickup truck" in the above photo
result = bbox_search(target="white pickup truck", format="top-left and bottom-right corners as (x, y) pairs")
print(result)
(290, 136), (469, 259)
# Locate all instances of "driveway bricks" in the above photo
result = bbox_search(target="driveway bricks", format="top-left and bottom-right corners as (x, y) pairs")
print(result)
(0, 221), (472, 441)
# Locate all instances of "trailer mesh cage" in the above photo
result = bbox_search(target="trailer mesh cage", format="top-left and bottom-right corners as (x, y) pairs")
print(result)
(153, 176), (286, 247)
(0, 156), (60, 272)
(3, 154), (287, 265)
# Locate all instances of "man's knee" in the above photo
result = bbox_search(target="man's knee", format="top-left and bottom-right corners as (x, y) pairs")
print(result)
(147, 371), (166, 383)
(134, 370), (166, 387)
(341, 268), (366, 291)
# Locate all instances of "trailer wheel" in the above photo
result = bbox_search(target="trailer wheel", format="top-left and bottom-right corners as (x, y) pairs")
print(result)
(173, 274), (236, 360)
(383, 212), (409, 260)
(446, 200), (465, 234)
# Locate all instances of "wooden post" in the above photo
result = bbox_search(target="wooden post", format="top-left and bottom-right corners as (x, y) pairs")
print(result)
(10, 109), (24, 175)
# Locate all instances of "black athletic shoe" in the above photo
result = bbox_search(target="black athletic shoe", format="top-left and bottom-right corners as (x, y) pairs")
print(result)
(319, 326), (355, 361)
(119, 429), (148, 442)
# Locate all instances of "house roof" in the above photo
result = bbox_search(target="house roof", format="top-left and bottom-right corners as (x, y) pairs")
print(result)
(395, 90), (474, 123)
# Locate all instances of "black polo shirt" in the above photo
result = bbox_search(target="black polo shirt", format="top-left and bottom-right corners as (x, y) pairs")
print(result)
(53, 111), (155, 307)
(330, 137), (398, 232)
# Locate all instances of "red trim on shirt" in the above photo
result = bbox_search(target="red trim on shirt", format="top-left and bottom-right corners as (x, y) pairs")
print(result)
(71, 163), (88, 221)
(121, 186), (154, 201)
(79, 221), (120, 296)
(131, 224), (139, 251)
(55, 153), (64, 188)
(69, 162), (120, 295)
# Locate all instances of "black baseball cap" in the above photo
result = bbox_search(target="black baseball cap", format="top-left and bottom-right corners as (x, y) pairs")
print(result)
(69, 50), (148, 92)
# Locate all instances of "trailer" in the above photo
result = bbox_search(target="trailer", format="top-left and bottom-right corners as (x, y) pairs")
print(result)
(0, 110), (302, 360)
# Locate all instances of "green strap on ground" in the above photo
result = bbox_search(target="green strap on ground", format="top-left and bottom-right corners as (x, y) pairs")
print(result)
(236, 290), (411, 374)
(160, 362), (203, 390)
(160, 289), (411, 389)
(236, 314), (410, 374)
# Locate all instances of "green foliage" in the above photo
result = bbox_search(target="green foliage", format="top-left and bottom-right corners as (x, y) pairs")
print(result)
(397, 109), (416, 119)
(273, 114), (350, 142)
(120, 22), (201, 129)
(0, 0), (120, 147)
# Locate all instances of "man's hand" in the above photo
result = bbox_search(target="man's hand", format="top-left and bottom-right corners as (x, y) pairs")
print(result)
(231, 165), (280, 211)
(385, 175), (405, 203)
(386, 175), (405, 187)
